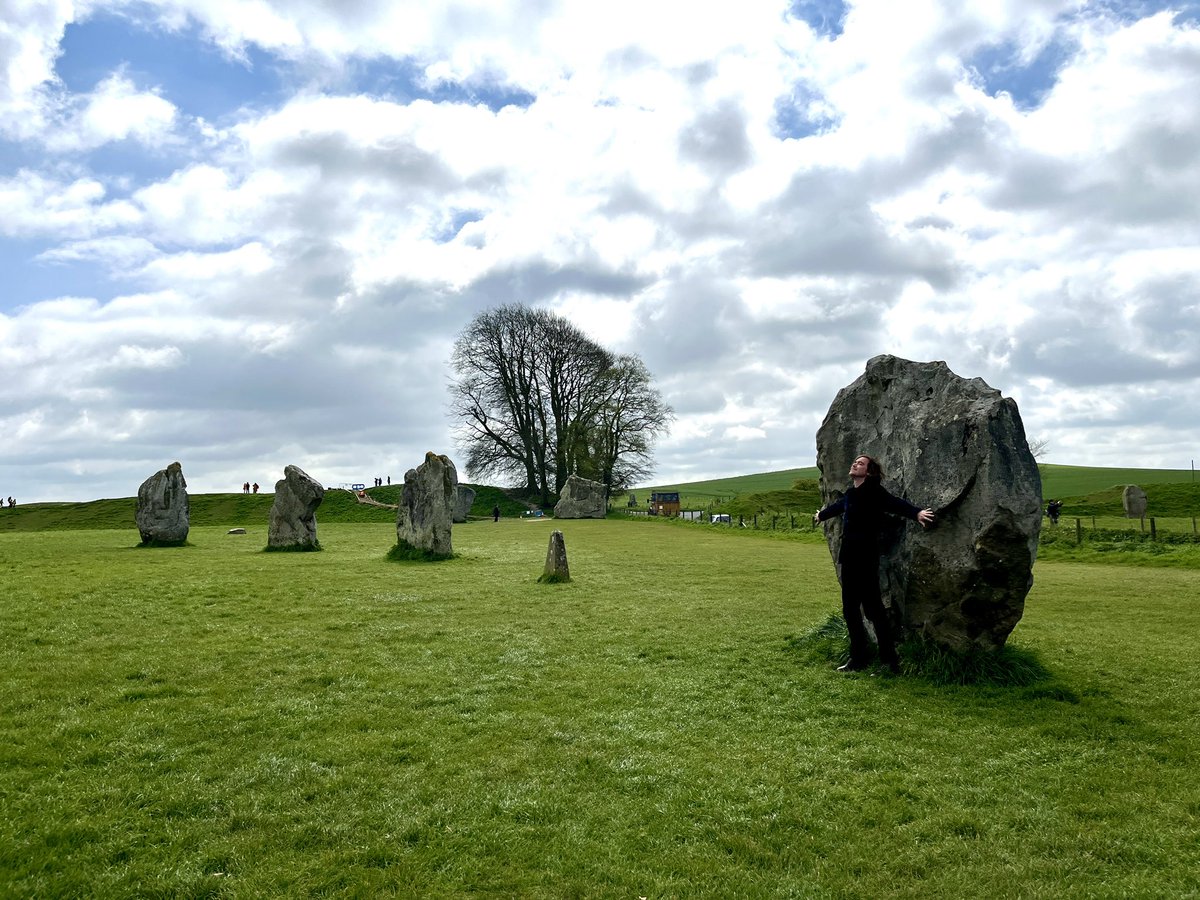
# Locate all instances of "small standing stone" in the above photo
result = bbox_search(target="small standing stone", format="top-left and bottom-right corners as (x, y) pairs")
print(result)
(1122, 485), (1148, 519)
(267, 465), (325, 550)
(135, 461), (190, 545)
(539, 530), (571, 583)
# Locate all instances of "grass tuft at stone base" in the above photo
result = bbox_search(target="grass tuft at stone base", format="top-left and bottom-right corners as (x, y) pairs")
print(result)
(386, 541), (454, 562)
(788, 610), (1053, 686)
(135, 538), (189, 548)
(262, 541), (322, 553)
(537, 572), (571, 584)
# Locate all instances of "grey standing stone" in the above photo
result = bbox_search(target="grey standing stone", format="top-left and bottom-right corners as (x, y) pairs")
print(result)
(553, 474), (607, 519)
(396, 452), (457, 557)
(1122, 485), (1147, 519)
(539, 530), (571, 583)
(136, 461), (190, 545)
(816, 355), (1042, 652)
(268, 465), (325, 550)
(454, 485), (477, 523)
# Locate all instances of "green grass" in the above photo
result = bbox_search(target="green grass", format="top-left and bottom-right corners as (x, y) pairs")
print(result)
(2, 518), (1199, 896)
(1038, 463), (1197, 499)
(635, 467), (820, 509)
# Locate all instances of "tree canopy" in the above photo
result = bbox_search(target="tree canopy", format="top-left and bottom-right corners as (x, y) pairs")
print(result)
(448, 305), (673, 504)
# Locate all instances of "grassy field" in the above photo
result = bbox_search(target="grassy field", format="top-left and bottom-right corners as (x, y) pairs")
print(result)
(3, 517), (1199, 896)
(639, 463), (1196, 509)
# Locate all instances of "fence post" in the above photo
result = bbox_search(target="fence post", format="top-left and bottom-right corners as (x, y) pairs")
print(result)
(1150, 518), (1157, 541)
(791, 515), (795, 529)
(772, 515), (777, 530)
(1092, 516), (1096, 530)
(754, 515), (757, 528)
(1075, 518), (1082, 545)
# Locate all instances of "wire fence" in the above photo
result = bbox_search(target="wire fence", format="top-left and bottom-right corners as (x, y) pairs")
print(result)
(628, 509), (1200, 544)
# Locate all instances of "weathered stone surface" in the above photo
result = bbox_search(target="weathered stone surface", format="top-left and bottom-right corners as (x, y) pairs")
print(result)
(454, 485), (477, 523)
(396, 452), (457, 557)
(268, 465), (325, 550)
(816, 355), (1042, 652)
(136, 461), (190, 545)
(553, 474), (607, 519)
(539, 530), (571, 583)
(1122, 485), (1147, 519)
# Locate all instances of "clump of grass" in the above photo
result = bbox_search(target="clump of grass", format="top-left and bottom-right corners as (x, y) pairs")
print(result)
(898, 634), (1051, 686)
(537, 572), (571, 584)
(784, 611), (851, 666)
(789, 611), (1053, 687)
(386, 541), (454, 562)
(262, 541), (322, 553)
(135, 538), (189, 548)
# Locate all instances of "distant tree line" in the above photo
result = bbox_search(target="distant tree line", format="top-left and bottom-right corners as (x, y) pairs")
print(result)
(448, 304), (674, 505)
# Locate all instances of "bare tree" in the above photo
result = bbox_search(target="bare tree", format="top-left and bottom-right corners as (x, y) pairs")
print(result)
(574, 355), (674, 492)
(449, 306), (672, 502)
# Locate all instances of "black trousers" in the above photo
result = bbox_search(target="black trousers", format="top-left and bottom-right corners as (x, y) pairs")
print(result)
(840, 553), (898, 666)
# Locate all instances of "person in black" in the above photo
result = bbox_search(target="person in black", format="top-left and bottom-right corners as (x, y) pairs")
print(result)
(492, 505), (501, 522)
(814, 455), (934, 673)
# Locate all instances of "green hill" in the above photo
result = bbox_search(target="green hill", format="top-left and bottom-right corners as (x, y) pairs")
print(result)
(636, 464), (1197, 518)
(0, 484), (525, 534)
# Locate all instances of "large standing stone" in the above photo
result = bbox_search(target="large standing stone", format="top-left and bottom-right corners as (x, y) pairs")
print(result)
(454, 485), (477, 523)
(553, 474), (607, 519)
(1122, 485), (1147, 519)
(539, 530), (571, 583)
(395, 452), (457, 558)
(816, 355), (1042, 652)
(267, 465), (325, 550)
(136, 461), (190, 545)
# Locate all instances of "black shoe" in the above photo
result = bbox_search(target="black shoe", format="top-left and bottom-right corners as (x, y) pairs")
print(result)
(837, 660), (869, 672)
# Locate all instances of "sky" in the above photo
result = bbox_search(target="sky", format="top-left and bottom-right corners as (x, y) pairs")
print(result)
(2, 0), (1199, 502)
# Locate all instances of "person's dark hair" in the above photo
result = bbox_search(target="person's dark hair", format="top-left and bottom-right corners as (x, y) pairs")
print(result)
(860, 454), (884, 480)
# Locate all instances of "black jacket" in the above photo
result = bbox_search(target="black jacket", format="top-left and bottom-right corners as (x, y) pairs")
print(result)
(817, 478), (922, 561)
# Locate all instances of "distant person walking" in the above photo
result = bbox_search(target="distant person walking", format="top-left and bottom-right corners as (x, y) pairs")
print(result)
(1046, 499), (1063, 525)
(252, 483), (259, 494)
(814, 455), (934, 674)
(492, 504), (501, 522)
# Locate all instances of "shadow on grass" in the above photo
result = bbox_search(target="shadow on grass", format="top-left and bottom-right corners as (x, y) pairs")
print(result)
(134, 539), (191, 549)
(786, 611), (1062, 691)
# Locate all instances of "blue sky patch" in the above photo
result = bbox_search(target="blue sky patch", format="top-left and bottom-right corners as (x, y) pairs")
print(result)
(349, 57), (537, 112)
(772, 84), (839, 140)
(968, 34), (1077, 110)
(57, 13), (286, 124)
(787, 0), (848, 38)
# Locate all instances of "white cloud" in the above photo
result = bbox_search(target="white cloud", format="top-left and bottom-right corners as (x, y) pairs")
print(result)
(46, 71), (179, 152)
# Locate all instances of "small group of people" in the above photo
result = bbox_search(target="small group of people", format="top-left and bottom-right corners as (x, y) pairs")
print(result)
(5, 496), (14, 508)
(814, 455), (935, 675)
(371, 476), (390, 487)
(241, 482), (259, 494)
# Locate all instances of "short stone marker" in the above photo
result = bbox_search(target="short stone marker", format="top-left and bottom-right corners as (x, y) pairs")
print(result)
(227, 528), (247, 535)
(395, 452), (457, 559)
(539, 530), (571, 583)
(136, 461), (190, 546)
(1122, 485), (1147, 519)
(267, 465), (324, 550)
